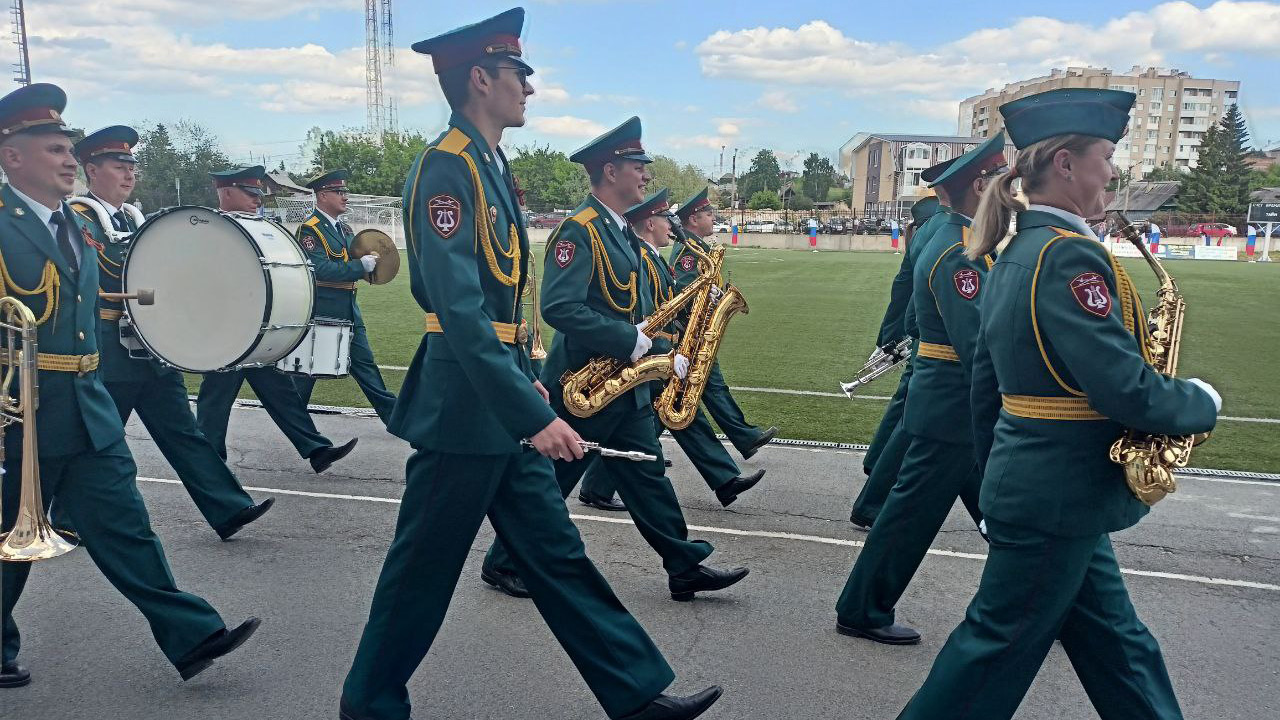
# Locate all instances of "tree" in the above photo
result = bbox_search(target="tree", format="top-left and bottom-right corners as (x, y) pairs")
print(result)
(1144, 163), (1183, 182)
(800, 153), (836, 204)
(747, 190), (781, 210)
(739, 150), (781, 199)
(1249, 160), (1280, 191)
(1180, 104), (1252, 214)
(307, 128), (431, 196)
(508, 144), (587, 211)
(789, 192), (814, 211)
(133, 121), (230, 210)
(826, 187), (851, 203)
(646, 155), (709, 208)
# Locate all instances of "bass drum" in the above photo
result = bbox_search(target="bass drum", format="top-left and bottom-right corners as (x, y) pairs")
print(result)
(123, 206), (314, 373)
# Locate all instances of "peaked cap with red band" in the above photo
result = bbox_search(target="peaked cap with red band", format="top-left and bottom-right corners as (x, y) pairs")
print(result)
(74, 125), (138, 164)
(306, 168), (349, 192)
(210, 165), (269, 197)
(930, 131), (1008, 191)
(569, 115), (652, 168)
(624, 188), (671, 223)
(676, 186), (711, 220)
(0, 83), (75, 138)
(411, 7), (533, 77)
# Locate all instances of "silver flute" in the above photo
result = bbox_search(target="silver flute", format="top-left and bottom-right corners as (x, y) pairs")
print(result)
(521, 439), (657, 462)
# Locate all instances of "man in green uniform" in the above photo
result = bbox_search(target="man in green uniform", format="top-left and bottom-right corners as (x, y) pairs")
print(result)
(897, 88), (1219, 720)
(578, 190), (765, 511)
(0, 84), (259, 689)
(482, 118), (748, 603)
(194, 165), (358, 472)
(70, 126), (274, 541)
(340, 11), (722, 720)
(835, 134), (1006, 645)
(669, 188), (777, 460)
(291, 169), (397, 423)
(849, 158), (956, 530)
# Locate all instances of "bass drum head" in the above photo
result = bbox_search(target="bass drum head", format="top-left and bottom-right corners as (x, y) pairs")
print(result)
(124, 207), (274, 372)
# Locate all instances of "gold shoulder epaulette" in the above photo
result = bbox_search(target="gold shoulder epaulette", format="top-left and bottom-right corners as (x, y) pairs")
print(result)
(570, 207), (599, 226)
(303, 216), (320, 228)
(436, 127), (471, 156)
(1048, 226), (1090, 240)
(68, 201), (94, 222)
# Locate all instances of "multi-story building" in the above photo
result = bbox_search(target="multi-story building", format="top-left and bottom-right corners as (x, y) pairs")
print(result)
(958, 66), (1240, 175)
(837, 132), (1015, 219)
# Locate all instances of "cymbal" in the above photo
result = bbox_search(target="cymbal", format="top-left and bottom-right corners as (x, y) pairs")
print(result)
(350, 229), (400, 285)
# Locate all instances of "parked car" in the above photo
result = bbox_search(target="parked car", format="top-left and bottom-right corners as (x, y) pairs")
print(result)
(712, 221), (731, 233)
(855, 217), (889, 234)
(743, 220), (777, 233)
(1165, 222), (1237, 238)
(529, 212), (565, 229)
(823, 217), (852, 234)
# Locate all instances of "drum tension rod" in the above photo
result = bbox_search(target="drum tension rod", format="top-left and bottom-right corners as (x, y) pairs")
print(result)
(99, 289), (156, 305)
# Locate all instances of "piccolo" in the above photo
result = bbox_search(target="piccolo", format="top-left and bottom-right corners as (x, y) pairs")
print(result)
(520, 439), (657, 462)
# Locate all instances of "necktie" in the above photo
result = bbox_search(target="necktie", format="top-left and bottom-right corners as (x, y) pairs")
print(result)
(113, 210), (128, 232)
(49, 210), (78, 272)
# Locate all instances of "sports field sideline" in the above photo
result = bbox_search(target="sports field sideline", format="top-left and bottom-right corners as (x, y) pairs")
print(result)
(192, 247), (1280, 474)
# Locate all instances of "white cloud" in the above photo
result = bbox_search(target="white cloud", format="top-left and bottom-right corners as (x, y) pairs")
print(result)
(528, 115), (607, 138)
(757, 90), (798, 113)
(716, 122), (741, 137)
(902, 99), (964, 122)
(536, 85), (572, 103)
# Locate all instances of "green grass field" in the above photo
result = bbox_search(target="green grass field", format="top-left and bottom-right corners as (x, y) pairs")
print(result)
(192, 247), (1280, 473)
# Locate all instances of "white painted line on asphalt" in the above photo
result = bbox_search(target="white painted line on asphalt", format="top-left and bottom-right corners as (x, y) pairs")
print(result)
(135, 476), (1280, 593)
(1228, 513), (1280, 523)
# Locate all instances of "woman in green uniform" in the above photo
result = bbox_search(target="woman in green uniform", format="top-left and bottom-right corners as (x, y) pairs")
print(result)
(896, 88), (1220, 720)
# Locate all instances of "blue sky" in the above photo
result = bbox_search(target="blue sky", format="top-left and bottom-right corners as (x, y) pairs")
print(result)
(27, 0), (1280, 179)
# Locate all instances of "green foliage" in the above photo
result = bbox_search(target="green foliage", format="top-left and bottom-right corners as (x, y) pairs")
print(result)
(1181, 104), (1252, 214)
(133, 121), (230, 210)
(747, 190), (781, 210)
(647, 155), (709, 208)
(789, 193), (814, 211)
(800, 153), (836, 204)
(508, 143), (588, 212)
(1248, 161), (1280, 191)
(826, 187), (851, 203)
(306, 128), (432, 197)
(1144, 163), (1183, 182)
(739, 150), (781, 199)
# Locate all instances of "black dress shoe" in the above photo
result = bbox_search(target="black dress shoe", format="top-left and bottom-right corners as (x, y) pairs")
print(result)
(836, 620), (920, 645)
(175, 617), (261, 680)
(481, 567), (531, 598)
(215, 497), (276, 541)
(310, 438), (359, 473)
(741, 426), (778, 459)
(579, 492), (627, 512)
(0, 662), (30, 688)
(849, 513), (873, 531)
(714, 469), (766, 507)
(620, 686), (723, 720)
(668, 564), (749, 601)
(338, 698), (382, 720)
(664, 458), (673, 468)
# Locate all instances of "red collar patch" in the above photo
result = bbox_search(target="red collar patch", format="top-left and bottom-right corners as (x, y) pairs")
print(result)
(1069, 272), (1111, 317)
(554, 239), (575, 268)
(953, 269), (980, 300)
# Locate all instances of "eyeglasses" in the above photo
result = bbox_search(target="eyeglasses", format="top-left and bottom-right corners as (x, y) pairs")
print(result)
(491, 64), (532, 89)
(322, 189), (350, 197)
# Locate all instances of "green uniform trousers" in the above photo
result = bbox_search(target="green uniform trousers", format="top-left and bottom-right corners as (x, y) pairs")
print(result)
(861, 355), (912, 474)
(2, 438), (227, 667)
(837, 434), (981, 629)
(342, 448), (675, 720)
(700, 360), (763, 456)
(106, 369), (254, 531)
(485, 404), (713, 578)
(897, 518), (1182, 720)
(292, 322), (397, 425)
(196, 367), (331, 461)
(849, 419), (911, 526)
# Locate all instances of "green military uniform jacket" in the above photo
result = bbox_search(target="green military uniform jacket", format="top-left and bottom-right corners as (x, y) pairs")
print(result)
(877, 207), (950, 345)
(0, 185), (124, 456)
(296, 209), (366, 322)
(388, 114), (556, 454)
(970, 210), (1218, 536)
(640, 241), (676, 354)
(904, 213), (991, 446)
(539, 195), (655, 417)
(667, 230), (715, 297)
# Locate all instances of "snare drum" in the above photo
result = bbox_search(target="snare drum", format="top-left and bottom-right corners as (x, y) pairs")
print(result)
(123, 206), (314, 373)
(275, 317), (353, 378)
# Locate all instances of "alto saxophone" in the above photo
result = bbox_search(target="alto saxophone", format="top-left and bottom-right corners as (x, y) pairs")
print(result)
(560, 241), (724, 418)
(1106, 211), (1208, 506)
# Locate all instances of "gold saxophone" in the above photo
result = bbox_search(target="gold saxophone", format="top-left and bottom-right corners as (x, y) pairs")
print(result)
(1106, 211), (1208, 506)
(561, 241), (724, 418)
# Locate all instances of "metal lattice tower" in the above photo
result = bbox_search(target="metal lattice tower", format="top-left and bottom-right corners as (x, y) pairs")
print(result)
(381, 0), (396, 132)
(11, 0), (30, 86)
(364, 0), (385, 134)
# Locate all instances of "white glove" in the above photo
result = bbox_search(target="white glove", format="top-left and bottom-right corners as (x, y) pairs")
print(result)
(709, 285), (723, 301)
(673, 353), (690, 380)
(360, 253), (378, 272)
(1186, 378), (1222, 413)
(630, 322), (652, 362)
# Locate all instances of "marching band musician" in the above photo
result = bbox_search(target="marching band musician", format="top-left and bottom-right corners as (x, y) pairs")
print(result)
(340, 10), (722, 720)
(577, 189), (766, 511)
(835, 133), (1007, 646)
(850, 158), (955, 530)
(70, 126), (275, 541)
(897, 89), (1220, 720)
(480, 117), (749, 603)
(194, 165), (359, 473)
(291, 169), (397, 423)
(669, 187), (778, 460)
(0, 84), (259, 689)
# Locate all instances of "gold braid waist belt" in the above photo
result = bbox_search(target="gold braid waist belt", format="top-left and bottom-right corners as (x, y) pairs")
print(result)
(1002, 394), (1106, 421)
(99, 308), (123, 321)
(424, 313), (528, 345)
(316, 281), (357, 291)
(0, 351), (99, 375)
(917, 341), (960, 362)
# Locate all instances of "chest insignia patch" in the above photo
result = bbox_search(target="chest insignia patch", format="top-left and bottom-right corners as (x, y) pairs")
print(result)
(489, 205), (498, 225)
(428, 194), (462, 239)
(953, 269), (980, 300)
(554, 239), (575, 268)
(1069, 272), (1111, 317)
(679, 254), (696, 272)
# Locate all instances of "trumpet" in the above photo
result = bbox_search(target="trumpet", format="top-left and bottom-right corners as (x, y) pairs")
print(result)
(839, 337), (912, 397)
(520, 439), (656, 462)
(0, 296), (77, 561)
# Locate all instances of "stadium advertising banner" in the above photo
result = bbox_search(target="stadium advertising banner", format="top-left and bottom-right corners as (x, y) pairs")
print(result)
(1193, 245), (1239, 260)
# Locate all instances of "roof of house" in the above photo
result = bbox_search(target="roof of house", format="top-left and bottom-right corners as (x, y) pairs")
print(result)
(1105, 181), (1180, 212)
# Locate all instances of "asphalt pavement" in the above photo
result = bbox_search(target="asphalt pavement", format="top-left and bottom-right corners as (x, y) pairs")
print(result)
(3, 407), (1277, 719)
